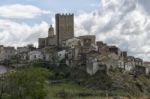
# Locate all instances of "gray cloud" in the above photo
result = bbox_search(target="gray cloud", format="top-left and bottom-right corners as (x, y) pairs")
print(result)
(138, 0), (150, 14)
(75, 0), (150, 61)
(0, 0), (150, 61)
(0, 4), (50, 19)
(0, 19), (49, 47)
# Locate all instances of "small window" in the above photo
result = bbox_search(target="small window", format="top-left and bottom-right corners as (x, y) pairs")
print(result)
(34, 55), (36, 59)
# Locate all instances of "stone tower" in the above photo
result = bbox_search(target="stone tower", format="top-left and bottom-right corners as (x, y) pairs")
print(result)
(55, 13), (74, 47)
(48, 25), (54, 37)
(38, 25), (57, 48)
(46, 24), (57, 47)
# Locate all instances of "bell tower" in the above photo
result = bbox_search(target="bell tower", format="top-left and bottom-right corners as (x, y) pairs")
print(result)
(48, 25), (54, 37)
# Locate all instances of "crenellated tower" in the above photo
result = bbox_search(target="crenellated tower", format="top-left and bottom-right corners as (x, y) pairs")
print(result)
(55, 13), (74, 47)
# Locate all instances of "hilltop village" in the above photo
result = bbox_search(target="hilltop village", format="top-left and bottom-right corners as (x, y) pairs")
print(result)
(0, 13), (150, 76)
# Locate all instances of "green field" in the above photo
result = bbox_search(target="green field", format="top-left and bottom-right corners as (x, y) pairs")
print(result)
(45, 82), (134, 99)
(46, 83), (107, 99)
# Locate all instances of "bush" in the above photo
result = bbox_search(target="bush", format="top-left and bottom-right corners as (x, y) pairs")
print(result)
(0, 67), (50, 99)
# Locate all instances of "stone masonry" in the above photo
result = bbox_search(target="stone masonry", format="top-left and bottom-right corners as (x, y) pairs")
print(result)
(55, 14), (74, 47)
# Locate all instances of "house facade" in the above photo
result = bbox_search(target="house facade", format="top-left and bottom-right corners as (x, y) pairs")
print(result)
(0, 46), (16, 61)
(28, 50), (44, 62)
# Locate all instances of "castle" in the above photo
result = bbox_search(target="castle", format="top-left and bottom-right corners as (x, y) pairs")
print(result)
(0, 13), (149, 76)
(38, 13), (74, 48)
(37, 13), (149, 75)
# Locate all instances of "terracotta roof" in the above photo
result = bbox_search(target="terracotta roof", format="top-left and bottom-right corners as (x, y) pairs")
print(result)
(144, 62), (150, 65)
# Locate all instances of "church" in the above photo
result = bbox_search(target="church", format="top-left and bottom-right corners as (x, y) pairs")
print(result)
(38, 13), (74, 48)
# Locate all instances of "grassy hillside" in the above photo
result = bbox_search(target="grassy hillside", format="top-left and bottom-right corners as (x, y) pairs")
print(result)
(45, 82), (149, 99)
(46, 83), (112, 99)
(24, 63), (150, 99)
(45, 67), (150, 99)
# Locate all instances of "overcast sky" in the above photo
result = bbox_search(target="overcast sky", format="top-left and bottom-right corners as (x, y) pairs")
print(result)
(0, 0), (150, 61)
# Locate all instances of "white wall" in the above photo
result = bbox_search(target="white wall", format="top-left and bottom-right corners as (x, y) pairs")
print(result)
(57, 50), (66, 61)
(29, 51), (43, 61)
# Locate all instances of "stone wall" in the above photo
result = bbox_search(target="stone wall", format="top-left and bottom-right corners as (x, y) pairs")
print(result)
(55, 14), (74, 47)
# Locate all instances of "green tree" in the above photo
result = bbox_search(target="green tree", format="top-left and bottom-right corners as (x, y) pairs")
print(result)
(0, 67), (51, 99)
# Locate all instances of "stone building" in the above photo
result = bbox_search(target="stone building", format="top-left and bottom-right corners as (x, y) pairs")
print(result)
(118, 51), (127, 69)
(86, 57), (99, 75)
(46, 25), (57, 46)
(134, 58), (143, 66)
(64, 38), (81, 48)
(86, 51), (108, 75)
(38, 38), (46, 48)
(78, 35), (96, 54)
(135, 65), (150, 75)
(55, 14), (74, 47)
(78, 35), (96, 46)
(38, 25), (57, 48)
(17, 46), (29, 54)
(144, 62), (150, 67)
(57, 50), (66, 61)
(96, 41), (107, 49)
(17, 46), (30, 63)
(39, 13), (74, 48)
(65, 38), (82, 64)
(28, 50), (44, 62)
(125, 56), (135, 71)
(108, 46), (121, 56)
(98, 46), (110, 55)
(0, 46), (16, 61)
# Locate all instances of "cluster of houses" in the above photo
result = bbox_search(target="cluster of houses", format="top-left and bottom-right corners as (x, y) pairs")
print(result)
(0, 13), (150, 76)
(58, 36), (150, 75)
(0, 34), (150, 76)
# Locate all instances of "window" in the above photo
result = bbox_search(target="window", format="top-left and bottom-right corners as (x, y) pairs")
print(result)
(34, 55), (36, 59)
